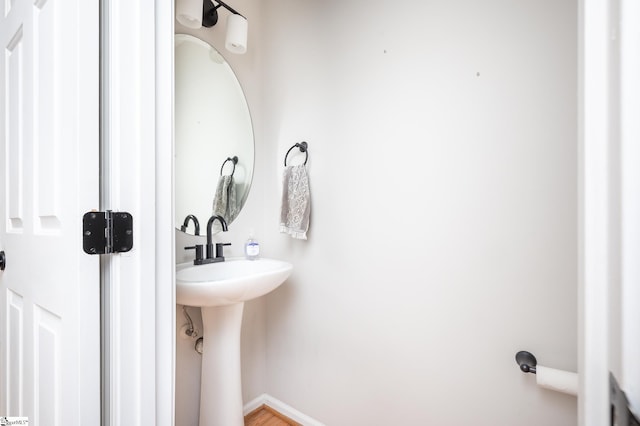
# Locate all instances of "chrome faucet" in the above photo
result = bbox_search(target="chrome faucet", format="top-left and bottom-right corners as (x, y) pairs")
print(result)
(180, 214), (200, 235)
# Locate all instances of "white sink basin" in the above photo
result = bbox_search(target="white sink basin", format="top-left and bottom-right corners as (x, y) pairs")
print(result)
(176, 258), (293, 307)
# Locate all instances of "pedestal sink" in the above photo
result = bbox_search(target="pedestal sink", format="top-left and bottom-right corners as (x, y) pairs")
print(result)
(176, 258), (293, 426)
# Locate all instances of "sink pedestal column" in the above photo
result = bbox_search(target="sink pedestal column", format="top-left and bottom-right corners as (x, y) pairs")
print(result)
(199, 302), (245, 426)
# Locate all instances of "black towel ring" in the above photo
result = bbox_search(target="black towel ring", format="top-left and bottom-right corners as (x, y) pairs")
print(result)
(284, 142), (309, 166)
(220, 156), (238, 176)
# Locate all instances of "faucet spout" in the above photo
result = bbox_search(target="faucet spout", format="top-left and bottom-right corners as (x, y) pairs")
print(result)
(206, 215), (228, 243)
(181, 214), (200, 235)
(205, 215), (228, 260)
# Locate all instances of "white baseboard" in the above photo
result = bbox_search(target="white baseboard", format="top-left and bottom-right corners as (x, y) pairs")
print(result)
(244, 393), (325, 426)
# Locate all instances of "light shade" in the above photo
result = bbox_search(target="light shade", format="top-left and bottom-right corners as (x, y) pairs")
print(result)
(225, 14), (248, 54)
(176, 0), (202, 29)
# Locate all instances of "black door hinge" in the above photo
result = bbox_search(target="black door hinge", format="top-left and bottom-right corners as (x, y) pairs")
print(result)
(83, 210), (133, 255)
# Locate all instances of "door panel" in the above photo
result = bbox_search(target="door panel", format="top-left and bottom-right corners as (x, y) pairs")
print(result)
(0, 0), (99, 424)
(6, 290), (23, 415)
(33, 305), (60, 425)
(6, 26), (24, 231)
(33, 0), (61, 232)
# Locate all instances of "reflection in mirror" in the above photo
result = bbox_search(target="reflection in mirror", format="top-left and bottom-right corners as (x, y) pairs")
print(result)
(175, 34), (254, 235)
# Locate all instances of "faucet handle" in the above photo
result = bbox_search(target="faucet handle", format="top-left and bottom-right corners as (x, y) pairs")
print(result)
(215, 243), (231, 260)
(184, 245), (204, 264)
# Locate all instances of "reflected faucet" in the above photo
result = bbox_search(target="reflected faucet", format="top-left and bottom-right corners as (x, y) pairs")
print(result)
(181, 214), (200, 235)
(204, 215), (230, 263)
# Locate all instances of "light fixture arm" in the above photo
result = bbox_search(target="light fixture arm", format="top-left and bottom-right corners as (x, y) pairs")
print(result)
(214, 0), (245, 19)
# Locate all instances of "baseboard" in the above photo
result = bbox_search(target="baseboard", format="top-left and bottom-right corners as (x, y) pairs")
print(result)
(244, 394), (325, 426)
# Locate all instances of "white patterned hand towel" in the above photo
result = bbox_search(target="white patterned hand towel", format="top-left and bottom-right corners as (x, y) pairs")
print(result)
(211, 174), (238, 231)
(280, 165), (310, 240)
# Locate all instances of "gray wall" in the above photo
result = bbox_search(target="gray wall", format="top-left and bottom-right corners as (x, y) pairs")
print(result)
(176, 0), (578, 424)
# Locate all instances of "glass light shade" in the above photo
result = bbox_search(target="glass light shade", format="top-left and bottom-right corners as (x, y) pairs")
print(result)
(225, 14), (248, 54)
(176, 0), (203, 29)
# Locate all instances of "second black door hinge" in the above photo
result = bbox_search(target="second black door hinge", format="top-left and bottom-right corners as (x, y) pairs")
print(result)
(83, 210), (133, 255)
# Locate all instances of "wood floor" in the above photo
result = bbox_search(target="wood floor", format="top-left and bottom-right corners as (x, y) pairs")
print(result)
(244, 405), (301, 426)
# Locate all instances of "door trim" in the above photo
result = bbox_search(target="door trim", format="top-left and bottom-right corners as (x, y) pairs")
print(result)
(579, 0), (640, 422)
(100, 1), (174, 424)
(153, 0), (176, 424)
(578, 0), (610, 423)
(619, 0), (640, 414)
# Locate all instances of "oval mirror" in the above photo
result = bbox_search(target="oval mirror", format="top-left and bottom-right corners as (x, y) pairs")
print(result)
(175, 34), (254, 235)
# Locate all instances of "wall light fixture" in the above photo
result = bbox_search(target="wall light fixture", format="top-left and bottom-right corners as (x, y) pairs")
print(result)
(176, 0), (248, 54)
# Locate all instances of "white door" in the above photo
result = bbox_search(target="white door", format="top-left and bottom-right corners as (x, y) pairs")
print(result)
(0, 0), (100, 424)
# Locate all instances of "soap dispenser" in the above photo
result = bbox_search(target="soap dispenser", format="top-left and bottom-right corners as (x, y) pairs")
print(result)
(244, 230), (260, 260)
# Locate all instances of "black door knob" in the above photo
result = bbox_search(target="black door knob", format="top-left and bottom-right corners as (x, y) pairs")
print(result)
(0, 251), (5, 271)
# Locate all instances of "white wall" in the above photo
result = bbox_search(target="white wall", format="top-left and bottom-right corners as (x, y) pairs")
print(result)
(257, 0), (578, 425)
(174, 0), (579, 425)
